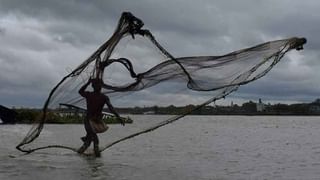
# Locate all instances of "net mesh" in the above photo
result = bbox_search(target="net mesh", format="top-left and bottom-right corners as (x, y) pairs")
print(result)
(16, 12), (306, 154)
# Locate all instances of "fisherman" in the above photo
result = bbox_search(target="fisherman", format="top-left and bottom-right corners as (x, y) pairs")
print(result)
(77, 78), (124, 157)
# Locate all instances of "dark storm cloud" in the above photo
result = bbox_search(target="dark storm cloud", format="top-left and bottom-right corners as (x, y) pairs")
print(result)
(0, 0), (118, 47)
(0, 0), (319, 107)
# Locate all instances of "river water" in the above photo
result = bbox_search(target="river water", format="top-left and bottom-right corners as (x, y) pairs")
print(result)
(1, 115), (320, 180)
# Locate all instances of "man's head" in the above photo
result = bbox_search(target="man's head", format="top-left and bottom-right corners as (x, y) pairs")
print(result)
(91, 78), (103, 92)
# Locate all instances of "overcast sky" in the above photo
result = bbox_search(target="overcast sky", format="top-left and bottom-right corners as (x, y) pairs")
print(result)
(0, 0), (319, 108)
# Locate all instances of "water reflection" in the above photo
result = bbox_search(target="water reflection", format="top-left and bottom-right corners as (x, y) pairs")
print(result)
(81, 156), (110, 179)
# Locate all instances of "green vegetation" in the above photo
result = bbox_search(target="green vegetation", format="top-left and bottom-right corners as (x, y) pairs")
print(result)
(15, 109), (40, 124)
(15, 109), (132, 124)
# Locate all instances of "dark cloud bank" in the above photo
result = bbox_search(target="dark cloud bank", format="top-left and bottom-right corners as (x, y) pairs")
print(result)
(0, 0), (319, 107)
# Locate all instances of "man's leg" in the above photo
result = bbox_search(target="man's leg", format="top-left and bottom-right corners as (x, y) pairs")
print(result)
(92, 133), (100, 157)
(77, 134), (92, 154)
(78, 119), (92, 154)
(81, 136), (88, 142)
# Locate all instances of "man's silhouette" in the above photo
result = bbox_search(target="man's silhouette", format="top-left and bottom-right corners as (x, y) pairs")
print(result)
(77, 78), (124, 157)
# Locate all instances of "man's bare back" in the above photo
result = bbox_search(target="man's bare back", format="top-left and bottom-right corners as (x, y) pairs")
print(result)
(85, 92), (106, 119)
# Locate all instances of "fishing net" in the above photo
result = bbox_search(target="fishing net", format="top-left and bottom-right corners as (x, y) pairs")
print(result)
(16, 12), (306, 154)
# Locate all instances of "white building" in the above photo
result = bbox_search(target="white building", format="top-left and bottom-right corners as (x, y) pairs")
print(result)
(256, 99), (266, 112)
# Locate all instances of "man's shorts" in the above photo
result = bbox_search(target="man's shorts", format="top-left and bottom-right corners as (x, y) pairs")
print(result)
(89, 118), (109, 133)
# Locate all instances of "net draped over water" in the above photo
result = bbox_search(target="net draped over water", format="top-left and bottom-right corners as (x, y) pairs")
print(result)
(16, 12), (306, 154)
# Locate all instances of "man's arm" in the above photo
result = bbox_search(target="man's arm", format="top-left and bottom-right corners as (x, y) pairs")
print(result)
(79, 79), (91, 97)
(105, 96), (125, 126)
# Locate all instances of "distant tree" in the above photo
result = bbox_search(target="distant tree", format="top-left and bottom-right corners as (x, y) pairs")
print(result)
(273, 103), (289, 113)
(153, 106), (158, 114)
(242, 101), (257, 113)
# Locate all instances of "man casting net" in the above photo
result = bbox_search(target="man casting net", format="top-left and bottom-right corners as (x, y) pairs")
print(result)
(16, 12), (306, 155)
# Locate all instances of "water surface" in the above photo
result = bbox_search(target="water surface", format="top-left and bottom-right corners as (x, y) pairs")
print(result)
(1, 115), (320, 179)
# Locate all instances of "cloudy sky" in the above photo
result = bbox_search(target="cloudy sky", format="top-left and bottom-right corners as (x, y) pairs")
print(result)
(0, 0), (319, 108)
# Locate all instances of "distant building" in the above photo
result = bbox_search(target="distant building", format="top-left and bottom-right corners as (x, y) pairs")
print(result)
(309, 99), (320, 113)
(310, 106), (320, 113)
(143, 111), (155, 115)
(256, 99), (266, 112)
